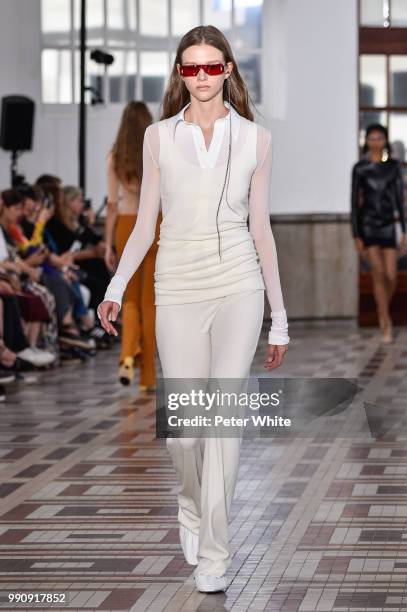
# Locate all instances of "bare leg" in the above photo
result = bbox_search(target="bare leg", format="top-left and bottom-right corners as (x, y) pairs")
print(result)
(79, 313), (94, 329)
(366, 246), (388, 318)
(382, 247), (398, 303)
(61, 310), (83, 335)
(366, 246), (393, 341)
(62, 309), (75, 326)
(25, 321), (41, 346)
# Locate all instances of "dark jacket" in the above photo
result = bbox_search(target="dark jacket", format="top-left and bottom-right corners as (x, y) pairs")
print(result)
(351, 157), (406, 239)
(44, 216), (102, 254)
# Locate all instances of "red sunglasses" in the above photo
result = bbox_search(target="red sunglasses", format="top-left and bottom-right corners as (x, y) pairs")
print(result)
(179, 63), (225, 77)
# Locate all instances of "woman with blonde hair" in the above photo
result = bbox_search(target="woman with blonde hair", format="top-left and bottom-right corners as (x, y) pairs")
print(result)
(98, 25), (289, 592)
(105, 101), (161, 389)
(45, 185), (110, 320)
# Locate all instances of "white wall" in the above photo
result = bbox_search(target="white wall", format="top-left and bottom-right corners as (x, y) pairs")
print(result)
(0, 0), (133, 209)
(0, 0), (358, 215)
(262, 0), (359, 214)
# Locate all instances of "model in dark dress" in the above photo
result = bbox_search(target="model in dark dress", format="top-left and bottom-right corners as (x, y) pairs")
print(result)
(351, 156), (406, 248)
(351, 123), (407, 344)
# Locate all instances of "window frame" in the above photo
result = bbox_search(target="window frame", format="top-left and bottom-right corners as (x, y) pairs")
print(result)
(40, 0), (263, 107)
(358, 0), (407, 167)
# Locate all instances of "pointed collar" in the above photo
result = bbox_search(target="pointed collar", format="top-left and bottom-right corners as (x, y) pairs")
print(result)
(171, 100), (240, 141)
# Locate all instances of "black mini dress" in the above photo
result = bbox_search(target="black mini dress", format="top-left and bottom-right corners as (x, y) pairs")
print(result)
(351, 156), (406, 248)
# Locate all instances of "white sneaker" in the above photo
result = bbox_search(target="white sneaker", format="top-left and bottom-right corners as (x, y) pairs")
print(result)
(17, 347), (55, 367)
(194, 573), (227, 593)
(17, 348), (46, 367)
(179, 524), (199, 565)
(31, 347), (56, 364)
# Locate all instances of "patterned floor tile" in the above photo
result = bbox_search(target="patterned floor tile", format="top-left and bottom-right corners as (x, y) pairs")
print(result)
(0, 322), (406, 610)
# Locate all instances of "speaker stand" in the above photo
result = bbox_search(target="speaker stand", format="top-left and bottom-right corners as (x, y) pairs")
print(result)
(10, 150), (25, 188)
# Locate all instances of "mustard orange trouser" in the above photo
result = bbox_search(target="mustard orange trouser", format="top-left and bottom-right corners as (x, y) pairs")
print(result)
(114, 213), (161, 387)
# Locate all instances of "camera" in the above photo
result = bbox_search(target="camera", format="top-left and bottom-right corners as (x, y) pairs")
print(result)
(90, 49), (114, 66)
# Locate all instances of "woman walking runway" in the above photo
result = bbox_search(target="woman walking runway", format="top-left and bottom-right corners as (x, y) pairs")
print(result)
(105, 102), (161, 389)
(351, 123), (407, 342)
(98, 25), (289, 593)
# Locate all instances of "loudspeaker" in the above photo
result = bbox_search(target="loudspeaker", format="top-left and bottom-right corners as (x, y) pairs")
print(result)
(0, 95), (35, 152)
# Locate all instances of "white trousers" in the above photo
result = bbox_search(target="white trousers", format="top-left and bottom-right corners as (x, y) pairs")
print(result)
(155, 289), (264, 576)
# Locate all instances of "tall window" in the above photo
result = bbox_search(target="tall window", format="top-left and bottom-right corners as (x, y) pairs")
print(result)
(359, 0), (407, 172)
(41, 0), (263, 105)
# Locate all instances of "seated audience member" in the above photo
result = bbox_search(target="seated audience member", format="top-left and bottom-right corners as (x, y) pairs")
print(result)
(45, 185), (110, 315)
(0, 283), (56, 391)
(29, 184), (109, 347)
(0, 301), (17, 401)
(0, 296), (36, 381)
(0, 289), (45, 371)
(0, 318), (17, 401)
(16, 185), (95, 330)
(0, 189), (92, 354)
(0, 190), (56, 362)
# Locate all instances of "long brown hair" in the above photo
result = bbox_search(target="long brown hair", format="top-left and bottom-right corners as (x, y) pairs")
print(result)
(160, 25), (255, 121)
(39, 182), (65, 224)
(111, 101), (153, 185)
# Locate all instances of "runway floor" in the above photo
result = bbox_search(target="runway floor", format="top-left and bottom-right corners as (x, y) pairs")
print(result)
(0, 320), (407, 611)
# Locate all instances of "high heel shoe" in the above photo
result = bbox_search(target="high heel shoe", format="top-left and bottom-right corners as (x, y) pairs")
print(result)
(118, 356), (134, 386)
(139, 384), (157, 393)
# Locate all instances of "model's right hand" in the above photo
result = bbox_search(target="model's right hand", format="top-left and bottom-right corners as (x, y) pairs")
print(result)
(354, 237), (365, 257)
(98, 301), (119, 336)
(264, 344), (288, 371)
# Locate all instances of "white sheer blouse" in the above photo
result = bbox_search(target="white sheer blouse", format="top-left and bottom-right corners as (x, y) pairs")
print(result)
(101, 101), (289, 346)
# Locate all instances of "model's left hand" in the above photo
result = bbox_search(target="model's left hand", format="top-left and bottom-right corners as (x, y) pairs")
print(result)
(264, 344), (288, 371)
(399, 234), (407, 257)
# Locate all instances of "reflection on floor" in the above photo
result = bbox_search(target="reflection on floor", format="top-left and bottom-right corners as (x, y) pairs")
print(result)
(0, 320), (406, 611)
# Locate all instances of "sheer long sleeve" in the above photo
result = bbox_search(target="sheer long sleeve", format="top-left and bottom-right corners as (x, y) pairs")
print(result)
(98, 124), (161, 315)
(395, 162), (406, 234)
(351, 164), (362, 238)
(249, 126), (290, 346)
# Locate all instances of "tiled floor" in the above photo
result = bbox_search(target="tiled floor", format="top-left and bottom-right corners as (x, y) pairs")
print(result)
(0, 320), (407, 611)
